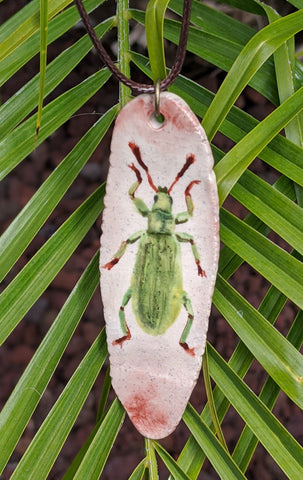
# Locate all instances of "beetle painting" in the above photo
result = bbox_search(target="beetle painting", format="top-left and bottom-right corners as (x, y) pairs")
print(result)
(100, 92), (219, 439)
(103, 141), (207, 355)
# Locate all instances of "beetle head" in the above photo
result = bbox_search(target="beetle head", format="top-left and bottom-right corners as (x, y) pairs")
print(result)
(152, 187), (173, 213)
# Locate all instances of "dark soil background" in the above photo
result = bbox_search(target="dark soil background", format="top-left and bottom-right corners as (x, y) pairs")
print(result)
(0, 1), (302, 479)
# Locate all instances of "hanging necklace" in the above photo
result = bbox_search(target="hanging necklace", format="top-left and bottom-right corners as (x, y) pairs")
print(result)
(74, 0), (192, 93)
(74, 0), (220, 440)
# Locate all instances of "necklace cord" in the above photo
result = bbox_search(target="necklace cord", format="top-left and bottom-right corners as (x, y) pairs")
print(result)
(74, 0), (192, 93)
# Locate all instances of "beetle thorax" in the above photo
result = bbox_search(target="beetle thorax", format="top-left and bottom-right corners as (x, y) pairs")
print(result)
(147, 190), (175, 235)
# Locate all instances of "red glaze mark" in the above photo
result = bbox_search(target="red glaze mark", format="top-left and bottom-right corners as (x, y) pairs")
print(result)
(116, 97), (150, 126)
(160, 104), (195, 132)
(128, 142), (158, 192)
(125, 391), (167, 435)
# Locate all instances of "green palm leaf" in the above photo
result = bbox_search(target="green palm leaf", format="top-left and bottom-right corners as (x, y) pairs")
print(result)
(0, 0), (302, 478)
(9, 330), (108, 480)
(0, 184), (105, 345)
(0, 253), (100, 472)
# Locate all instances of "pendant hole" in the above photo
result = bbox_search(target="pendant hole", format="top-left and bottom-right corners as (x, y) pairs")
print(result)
(149, 112), (166, 129)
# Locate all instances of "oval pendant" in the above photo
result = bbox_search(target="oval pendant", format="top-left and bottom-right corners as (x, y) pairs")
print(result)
(100, 92), (219, 439)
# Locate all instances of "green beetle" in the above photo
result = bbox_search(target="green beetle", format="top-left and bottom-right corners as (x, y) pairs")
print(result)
(103, 142), (205, 355)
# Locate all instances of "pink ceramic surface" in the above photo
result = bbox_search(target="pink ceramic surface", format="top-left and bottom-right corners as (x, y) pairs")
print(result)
(100, 92), (219, 439)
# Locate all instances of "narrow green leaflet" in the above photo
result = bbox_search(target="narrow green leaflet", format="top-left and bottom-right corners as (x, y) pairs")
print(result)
(212, 0), (266, 15)
(230, 170), (303, 255)
(202, 346), (228, 451)
(289, 0), (303, 8)
(9, 331), (108, 480)
(128, 460), (146, 480)
(0, 68), (111, 181)
(62, 374), (117, 479)
(208, 345), (303, 480)
(72, 400), (125, 480)
(267, 7), (303, 145)
(130, 10), (278, 104)
(183, 405), (246, 480)
(169, 0), (256, 45)
(0, 0), (73, 62)
(154, 442), (192, 480)
(266, 0), (303, 206)
(214, 273), (303, 409)
(145, 0), (170, 82)
(0, 18), (113, 140)
(96, 366), (112, 421)
(62, 404), (116, 480)
(217, 176), (296, 281)
(220, 209), (303, 311)
(0, 184), (105, 346)
(232, 309), (303, 471)
(203, 9), (303, 140)
(0, 106), (118, 282)
(36, 0), (48, 137)
(62, 418), (104, 479)
(0, 0), (104, 87)
(215, 85), (303, 204)
(170, 0), (303, 96)
(62, 392), (126, 480)
(0, 0), (39, 42)
(0, 253), (100, 474)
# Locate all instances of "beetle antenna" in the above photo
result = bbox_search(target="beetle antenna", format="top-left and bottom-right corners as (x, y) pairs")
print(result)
(129, 142), (158, 192)
(168, 153), (195, 193)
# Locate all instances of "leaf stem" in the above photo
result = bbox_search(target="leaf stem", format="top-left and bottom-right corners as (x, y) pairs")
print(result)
(117, 0), (131, 107)
(145, 438), (158, 479)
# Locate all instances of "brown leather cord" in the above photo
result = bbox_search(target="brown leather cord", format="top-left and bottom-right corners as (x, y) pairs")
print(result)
(74, 0), (192, 93)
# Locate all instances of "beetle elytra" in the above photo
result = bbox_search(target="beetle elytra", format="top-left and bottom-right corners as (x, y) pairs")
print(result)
(100, 92), (219, 438)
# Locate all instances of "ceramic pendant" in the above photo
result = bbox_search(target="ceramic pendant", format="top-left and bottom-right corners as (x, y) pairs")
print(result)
(100, 92), (219, 439)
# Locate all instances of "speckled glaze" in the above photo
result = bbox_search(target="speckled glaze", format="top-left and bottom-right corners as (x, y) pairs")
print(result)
(100, 92), (219, 439)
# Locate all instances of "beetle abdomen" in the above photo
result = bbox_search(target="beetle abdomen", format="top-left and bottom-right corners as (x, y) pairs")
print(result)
(131, 233), (183, 335)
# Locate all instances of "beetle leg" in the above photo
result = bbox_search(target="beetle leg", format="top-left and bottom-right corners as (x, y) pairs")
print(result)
(128, 162), (142, 199)
(102, 230), (145, 269)
(179, 291), (195, 356)
(175, 232), (206, 277)
(175, 180), (200, 224)
(113, 287), (132, 347)
(128, 163), (150, 217)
